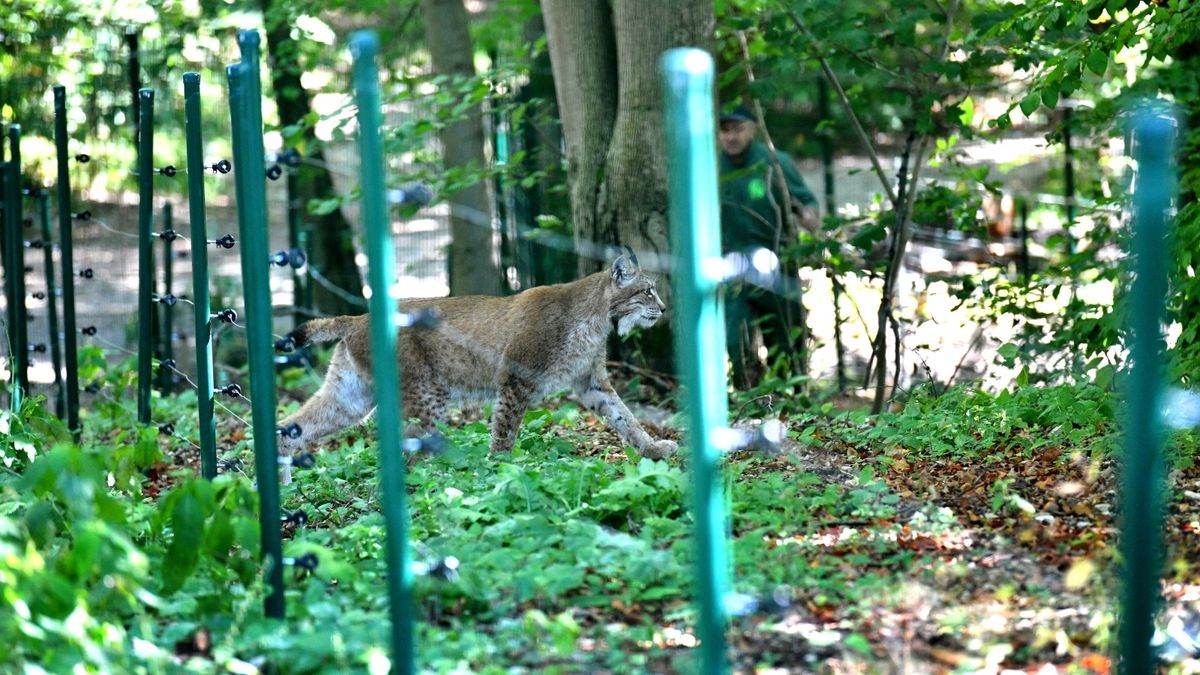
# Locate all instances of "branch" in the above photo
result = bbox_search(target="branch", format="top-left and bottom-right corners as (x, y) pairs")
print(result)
(781, 5), (898, 207)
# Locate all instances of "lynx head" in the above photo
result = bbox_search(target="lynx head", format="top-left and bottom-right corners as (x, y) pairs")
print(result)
(609, 252), (665, 336)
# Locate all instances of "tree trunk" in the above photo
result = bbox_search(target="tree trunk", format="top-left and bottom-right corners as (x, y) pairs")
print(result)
(260, 0), (365, 317)
(540, 0), (619, 276)
(542, 0), (712, 372)
(543, 0), (713, 277)
(602, 0), (713, 274)
(421, 0), (503, 297)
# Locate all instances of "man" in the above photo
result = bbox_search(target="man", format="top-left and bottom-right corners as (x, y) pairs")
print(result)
(718, 103), (819, 390)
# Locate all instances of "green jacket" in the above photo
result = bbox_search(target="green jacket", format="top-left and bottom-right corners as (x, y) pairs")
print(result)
(718, 140), (817, 254)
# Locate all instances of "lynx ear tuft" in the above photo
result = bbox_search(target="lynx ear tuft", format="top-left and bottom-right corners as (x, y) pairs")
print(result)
(621, 244), (640, 270)
(611, 254), (637, 288)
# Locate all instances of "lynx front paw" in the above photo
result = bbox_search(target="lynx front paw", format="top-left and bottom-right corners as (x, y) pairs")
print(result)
(641, 439), (677, 460)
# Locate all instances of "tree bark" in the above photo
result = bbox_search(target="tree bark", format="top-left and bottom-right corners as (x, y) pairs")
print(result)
(260, 0), (365, 316)
(421, 0), (503, 297)
(542, 0), (712, 277)
(540, 0), (619, 276)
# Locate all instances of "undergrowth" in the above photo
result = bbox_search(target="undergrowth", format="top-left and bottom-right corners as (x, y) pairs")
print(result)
(2, 354), (1181, 673)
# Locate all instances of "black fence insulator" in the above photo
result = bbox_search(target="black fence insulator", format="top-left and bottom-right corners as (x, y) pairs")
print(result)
(404, 432), (448, 456)
(75, 153), (91, 163)
(214, 308), (238, 324)
(211, 234), (236, 249)
(28, 344), (47, 353)
(81, 325), (97, 336)
(400, 307), (442, 330)
(279, 149), (302, 167)
(84, 382), (102, 394)
(268, 248), (306, 269)
(274, 335), (296, 353)
(274, 348), (314, 370)
(277, 422), (302, 439)
(387, 184), (434, 207)
(725, 587), (793, 618)
(159, 358), (177, 372)
(210, 159), (232, 174)
(25, 240), (45, 249)
(79, 268), (94, 279)
(157, 228), (179, 242)
(218, 458), (244, 473)
(31, 291), (45, 300)
(414, 556), (460, 581)
(715, 420), (787, 455)
(293, 452), (315, 469)
(281, 510), (309, 527)
(285, 553), (319, 572)
(157, 293), (177, 306)
(158, 423), (175, 436)
(217, 383), (243, 398)
(72, 210), (92, 221)
(24, 265), (33, 274)
(157, 165), (178, 178)
(265, 164), (283, 181)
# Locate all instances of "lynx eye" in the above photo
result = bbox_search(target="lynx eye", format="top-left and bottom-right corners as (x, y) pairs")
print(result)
(643, 288), (654, 297)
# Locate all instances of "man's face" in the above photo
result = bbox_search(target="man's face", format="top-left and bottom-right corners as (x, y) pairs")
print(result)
(718, 119), (755, 158)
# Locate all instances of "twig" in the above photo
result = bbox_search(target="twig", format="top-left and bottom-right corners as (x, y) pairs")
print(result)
(780, 5), (898, 207)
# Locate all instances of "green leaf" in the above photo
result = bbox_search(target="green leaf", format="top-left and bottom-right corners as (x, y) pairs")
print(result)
(844, 632), (873, 655)
(1041, 85), (1060, 109)
(162, 483), (207, 593)
(1019, 93), (1040, 117)
(958, 96), (974, 126)
(1086, 49), (1108, 75)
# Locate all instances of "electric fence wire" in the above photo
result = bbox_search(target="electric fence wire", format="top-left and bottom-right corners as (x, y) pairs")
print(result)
(90, 384), (203, 451)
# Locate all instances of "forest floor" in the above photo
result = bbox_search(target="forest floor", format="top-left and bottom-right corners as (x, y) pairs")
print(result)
(131, 377), (1200, 674)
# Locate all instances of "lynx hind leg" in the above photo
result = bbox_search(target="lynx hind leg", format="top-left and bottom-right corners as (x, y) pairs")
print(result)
(579, 380), (677, 460)
(278, 343), (375, 483)
(489, 374), (533, 454)
(401, 356), (449, 437)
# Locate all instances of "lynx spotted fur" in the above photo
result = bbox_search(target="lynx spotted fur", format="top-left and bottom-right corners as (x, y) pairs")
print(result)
(277, 255), (675, 481)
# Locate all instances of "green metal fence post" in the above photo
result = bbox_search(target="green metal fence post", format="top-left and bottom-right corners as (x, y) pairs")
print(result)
(6, 125), (29, 407)
(228, 30), (285, 619)
(53, 86), (81, 438)
(39, 191), (65, 419)
(1119, 109), (1174, 675)
(184, 72), (218, 481)
(137, 89), (155, 425)
(350, 31), (416, 673)
(159, 201), (175, 393)
(661, 48), (730, 675)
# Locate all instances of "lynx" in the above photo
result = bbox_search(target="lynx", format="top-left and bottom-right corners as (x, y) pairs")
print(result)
(276, 254), (676, 481)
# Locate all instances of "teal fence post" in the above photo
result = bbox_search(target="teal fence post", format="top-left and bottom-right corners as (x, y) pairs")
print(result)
(350, 31), (416, 672)
(53, 86), (81, 438)
(137, 89), (154, 425)
(38, 191), (65, 419)
(1119, 109), (1175, 674)
(160, 202), (175, 393)
(6, 124), (29, 408)
(661, 48), (730, 675)
(228, 31), (285, 619)
(184, 72), (218, 480)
